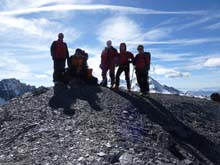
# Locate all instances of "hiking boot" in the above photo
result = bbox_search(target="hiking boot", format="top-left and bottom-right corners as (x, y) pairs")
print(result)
(143, 91), (150, 96)
(127, 88), (131, 92)
(54, 81), (64, 86)
(139, 92), (143, 96)
(113, 85), (119, 90)
(100, 80), (107, 87)
(66, 85), (71, 89)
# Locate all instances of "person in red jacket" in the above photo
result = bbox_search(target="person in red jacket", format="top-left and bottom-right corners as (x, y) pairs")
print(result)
(100, 40), (118, 87)
(134, 45), (151, 95)
(50, 33), (69, 84)
(114, 43), (134, 92)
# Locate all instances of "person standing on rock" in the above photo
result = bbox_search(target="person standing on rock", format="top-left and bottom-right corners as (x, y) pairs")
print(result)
(134, 45), (151, 96)
(50, 33), (69, 84)
(100, 40), (118, 88)
(114, 43), (134, 92)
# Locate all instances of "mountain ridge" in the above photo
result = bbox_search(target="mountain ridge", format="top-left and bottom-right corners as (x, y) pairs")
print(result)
(0, 77), (182, 105)
(0, 84), (220, 164)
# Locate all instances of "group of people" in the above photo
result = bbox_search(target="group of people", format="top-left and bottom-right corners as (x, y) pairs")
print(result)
(100, 40), (151, 95)
(50, 33), (151, 95)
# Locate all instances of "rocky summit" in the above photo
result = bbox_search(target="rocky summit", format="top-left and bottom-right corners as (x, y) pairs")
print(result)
(0, 84), (220, 165)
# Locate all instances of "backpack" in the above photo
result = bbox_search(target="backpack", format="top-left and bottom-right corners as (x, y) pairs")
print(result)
(211, 93), (220, 102)
(144, 52), (151, 70)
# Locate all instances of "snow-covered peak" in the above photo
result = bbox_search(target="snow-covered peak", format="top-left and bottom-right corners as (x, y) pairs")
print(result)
(130, 77), (182, 94)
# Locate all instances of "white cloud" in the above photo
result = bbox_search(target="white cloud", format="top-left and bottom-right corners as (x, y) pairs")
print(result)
(97, 16), (143, 45)
(34, 74), (50, 79)
(153, 65), (190, 78)
(175, 55), (220, 71)
(204, 57), (220, 67)
(0, 55), (53, 86)
(0, 4), (205, 16)
(0, 15), (80, 51)
(0, 56), (30, 79)
(97, 16), (175, 47)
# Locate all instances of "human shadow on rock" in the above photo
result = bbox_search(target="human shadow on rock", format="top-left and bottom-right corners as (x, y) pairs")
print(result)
(114, 90), (220, 165)
(49, 84), (102, 115)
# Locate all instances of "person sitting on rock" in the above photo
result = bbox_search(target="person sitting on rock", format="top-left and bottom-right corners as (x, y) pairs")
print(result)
(65, 48), (98, 85)
(114, 43), (134, 92)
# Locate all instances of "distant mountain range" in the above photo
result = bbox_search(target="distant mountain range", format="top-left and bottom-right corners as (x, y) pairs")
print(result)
(0, 78), (36, 105)
(0, 78), (218, 105)
(185, 90), (220, 98)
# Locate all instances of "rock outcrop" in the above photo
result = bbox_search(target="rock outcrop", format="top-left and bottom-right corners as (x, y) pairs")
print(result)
(0, 85), (220, 165)
(0, 79), (36, 105)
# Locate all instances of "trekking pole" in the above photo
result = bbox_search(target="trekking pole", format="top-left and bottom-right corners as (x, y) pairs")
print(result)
(130, 66), (135, 89)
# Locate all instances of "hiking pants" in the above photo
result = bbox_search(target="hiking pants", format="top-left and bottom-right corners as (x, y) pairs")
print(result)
(135, 68), (149, 93)
(115, 65), (130, 89)
(53, 59), (66, 82)
(101, 66), (115, 86)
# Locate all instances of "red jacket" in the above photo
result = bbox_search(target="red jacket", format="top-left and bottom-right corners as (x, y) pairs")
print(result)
(50, 40), (69, 59)
(134, 52), (151, 69)
(101, 47), (118, 69)
(118, 51), (134, 66)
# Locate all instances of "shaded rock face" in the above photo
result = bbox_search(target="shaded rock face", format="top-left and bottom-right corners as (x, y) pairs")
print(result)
(0, 85), (220, 164)
(0, 79), (35, 105)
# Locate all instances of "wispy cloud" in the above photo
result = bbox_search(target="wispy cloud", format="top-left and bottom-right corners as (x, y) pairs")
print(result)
(149, 49), (193, 62)
(0, 4), (205, 16)
(176, 16), (214, 31)
(127, 38), (220, 46)
(143, 28), (172, 41)
(206, 22), (220, 30)
(0, 0), (92, 11)
(0, 15), (80, 52)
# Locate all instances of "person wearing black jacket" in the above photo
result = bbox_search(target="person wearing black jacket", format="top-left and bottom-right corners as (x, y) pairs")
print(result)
(50, 33), (69, 84)
(134, 45), (151, 95)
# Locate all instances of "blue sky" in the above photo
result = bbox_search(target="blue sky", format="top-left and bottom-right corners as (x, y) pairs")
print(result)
(0, 0), (220, 91)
